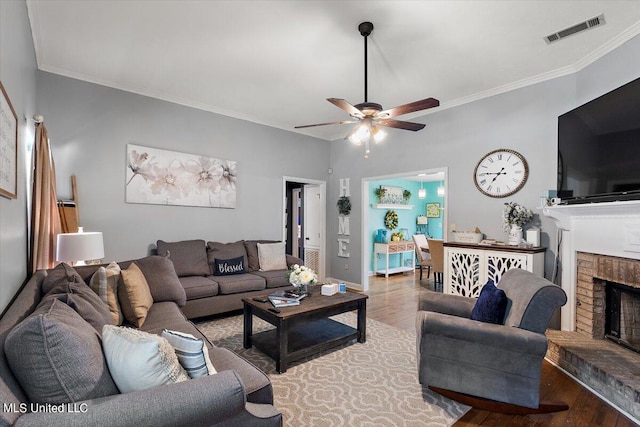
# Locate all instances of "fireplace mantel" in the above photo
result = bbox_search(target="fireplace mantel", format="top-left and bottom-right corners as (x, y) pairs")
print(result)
(543, 200), (640, 331)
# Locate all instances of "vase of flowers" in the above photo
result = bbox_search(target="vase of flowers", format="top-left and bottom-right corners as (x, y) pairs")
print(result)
(503, 202), (533, 245)
(286, 264), (318, 296)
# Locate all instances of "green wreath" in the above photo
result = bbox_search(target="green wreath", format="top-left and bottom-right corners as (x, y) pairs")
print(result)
(384, 210), (398, 230)
(337, 196), (351, 215)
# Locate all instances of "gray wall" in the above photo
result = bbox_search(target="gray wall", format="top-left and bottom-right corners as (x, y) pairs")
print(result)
(2, 1), (639, 315)
(0, 0), (37, 312)
(37, 72), (330, 262)
(328, 33), (640, 285)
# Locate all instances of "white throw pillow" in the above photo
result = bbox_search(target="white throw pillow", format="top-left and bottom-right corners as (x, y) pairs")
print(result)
(102, 325), (189, 393)
(162, 330), (217, 378)
(257, 242), (287, 271)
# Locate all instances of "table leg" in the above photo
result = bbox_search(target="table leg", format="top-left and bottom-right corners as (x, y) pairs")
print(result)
(357, 300), (367, 343)
(276, 319), (288, 373)
(385, 252), (389, 278)
(243, 304), (253, 349)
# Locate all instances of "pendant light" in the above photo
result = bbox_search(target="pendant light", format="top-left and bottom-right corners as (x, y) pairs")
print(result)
(418, 176), (426, 199)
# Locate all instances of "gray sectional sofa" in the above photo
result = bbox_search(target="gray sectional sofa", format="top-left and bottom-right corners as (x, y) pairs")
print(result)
(0, 256), (282, 427)
(155, 239), (300, 319)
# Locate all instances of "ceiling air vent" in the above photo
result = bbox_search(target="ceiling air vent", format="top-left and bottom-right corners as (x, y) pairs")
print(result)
(544, 14), (606, 44)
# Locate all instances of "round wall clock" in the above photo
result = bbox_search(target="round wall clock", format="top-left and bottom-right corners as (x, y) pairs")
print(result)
(473, 149), (529, 198)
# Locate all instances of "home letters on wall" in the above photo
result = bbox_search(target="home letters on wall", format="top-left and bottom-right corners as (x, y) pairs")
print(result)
(337, 178), (350, 258)
(126, 144), (237, 208)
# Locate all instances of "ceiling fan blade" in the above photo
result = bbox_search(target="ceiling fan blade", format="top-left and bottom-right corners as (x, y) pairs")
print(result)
(376, 118), (426, 131)
(295, 120), (357, 129)
(327, 98), (365, 118)
(378, 98), (440, 118)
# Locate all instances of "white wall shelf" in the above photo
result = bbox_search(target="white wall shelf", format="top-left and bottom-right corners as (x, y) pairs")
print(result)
(371, 204), (414, 210)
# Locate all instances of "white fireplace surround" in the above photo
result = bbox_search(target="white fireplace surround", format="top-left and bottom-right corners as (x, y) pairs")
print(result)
(543, 200), (640, 331)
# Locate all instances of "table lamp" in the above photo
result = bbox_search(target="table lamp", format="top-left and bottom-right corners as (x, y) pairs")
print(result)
(56, 227), (104, 266)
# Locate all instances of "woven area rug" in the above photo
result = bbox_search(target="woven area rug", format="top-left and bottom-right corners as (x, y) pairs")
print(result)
(197, 313), (469, 427)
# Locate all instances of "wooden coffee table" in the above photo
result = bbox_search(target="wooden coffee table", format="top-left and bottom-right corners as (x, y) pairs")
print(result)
(243, 290), (367, 373)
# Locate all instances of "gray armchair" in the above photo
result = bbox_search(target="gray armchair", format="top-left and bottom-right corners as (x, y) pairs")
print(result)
(416, 269), (567, 412)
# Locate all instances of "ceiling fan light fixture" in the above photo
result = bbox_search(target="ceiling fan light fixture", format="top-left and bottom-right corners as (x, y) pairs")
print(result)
(372, 126), (386, 143)
(349, 119), (372, 145)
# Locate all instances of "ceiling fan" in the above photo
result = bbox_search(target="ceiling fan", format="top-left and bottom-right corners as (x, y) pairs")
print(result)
(295, 21), (440, 158)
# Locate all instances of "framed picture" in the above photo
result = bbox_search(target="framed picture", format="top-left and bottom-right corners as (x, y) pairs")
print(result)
(0, 81), (18, 199)
(126, 144), (237, 208)
(381, 185), (403, 204)
(426, 203), (441, 218)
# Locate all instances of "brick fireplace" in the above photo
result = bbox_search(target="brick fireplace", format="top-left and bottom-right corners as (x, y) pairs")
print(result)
(543, 201), (640, 422)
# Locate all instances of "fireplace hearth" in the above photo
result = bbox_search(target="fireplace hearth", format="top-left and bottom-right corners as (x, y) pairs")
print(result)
(606, 281), (640, 354)
(546, 252), (640, 421)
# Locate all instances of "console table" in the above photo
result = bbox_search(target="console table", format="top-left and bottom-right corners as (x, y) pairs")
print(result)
(374, 241), (415, 278)
(444, 242), (545, 298)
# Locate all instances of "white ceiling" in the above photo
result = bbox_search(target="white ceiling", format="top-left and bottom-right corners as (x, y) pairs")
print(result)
(26, 1), (640, 142)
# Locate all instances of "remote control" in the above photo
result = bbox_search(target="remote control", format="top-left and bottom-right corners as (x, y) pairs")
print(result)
(252, 297), (269, 303)
(268, 308), (281, 313)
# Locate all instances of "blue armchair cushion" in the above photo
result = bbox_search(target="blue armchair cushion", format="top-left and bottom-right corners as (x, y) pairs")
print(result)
(470, 280), (508, 324)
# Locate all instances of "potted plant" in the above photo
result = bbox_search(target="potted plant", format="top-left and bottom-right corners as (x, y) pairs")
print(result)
(374, 186), (387, 203)
(403, 189), (411, 203)
(502, 202), (533, 245)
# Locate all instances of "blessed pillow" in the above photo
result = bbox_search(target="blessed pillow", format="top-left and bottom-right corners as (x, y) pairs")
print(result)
(162, 330), (217, 378)
(470, 280), (508, 324)
(102, 325), (189, 393)
(257, 242), (287, 271)
(118, 262), (154, 327)
(212, 256), (245, 276)
(89, 262), (124, 325)
(5, 299), (118, 403)
(207, 241), (248, 273)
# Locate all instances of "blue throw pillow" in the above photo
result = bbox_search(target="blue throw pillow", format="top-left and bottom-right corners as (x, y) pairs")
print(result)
(470, 280), (508, 324)
(212, 256), (245, 276)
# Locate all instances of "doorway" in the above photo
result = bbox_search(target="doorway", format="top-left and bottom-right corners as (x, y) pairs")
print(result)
(283, 177), (326, 282)
(361, 168), (448, 292)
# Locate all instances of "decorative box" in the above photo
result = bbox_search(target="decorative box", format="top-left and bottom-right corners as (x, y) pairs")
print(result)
(453, 232), (483, 244)
(321, 283), (338, 296)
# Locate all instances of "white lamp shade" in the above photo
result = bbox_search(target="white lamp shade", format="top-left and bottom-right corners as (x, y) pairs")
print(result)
(56, 232), (105, 262)
(418, 188), (426, 199)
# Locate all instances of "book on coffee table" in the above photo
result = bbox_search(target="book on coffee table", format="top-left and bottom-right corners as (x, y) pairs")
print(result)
(268, 295), (301, 308)
(269, 290), (306, 302)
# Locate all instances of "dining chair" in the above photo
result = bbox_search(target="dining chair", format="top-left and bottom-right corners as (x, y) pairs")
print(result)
(412, 234), (432, 280)
(426, 239), (444, 285)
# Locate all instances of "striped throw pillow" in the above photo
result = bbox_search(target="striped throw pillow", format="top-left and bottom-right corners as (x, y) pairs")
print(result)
(161, 330), (217, 378)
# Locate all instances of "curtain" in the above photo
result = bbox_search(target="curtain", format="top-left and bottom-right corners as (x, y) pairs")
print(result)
(29, 123), (62, 273)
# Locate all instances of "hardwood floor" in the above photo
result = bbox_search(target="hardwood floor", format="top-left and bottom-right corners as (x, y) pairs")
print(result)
(366, 271), (638, 427)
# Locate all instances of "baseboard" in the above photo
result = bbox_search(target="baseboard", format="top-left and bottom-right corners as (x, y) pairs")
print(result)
(324, 277), (364, 292)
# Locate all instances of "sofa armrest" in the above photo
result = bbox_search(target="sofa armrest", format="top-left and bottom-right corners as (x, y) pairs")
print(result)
(417, 290), (476, 318)
(286, 254), (303, 267)
(417, 311), (548, 356)
(14, 371), (267, 427)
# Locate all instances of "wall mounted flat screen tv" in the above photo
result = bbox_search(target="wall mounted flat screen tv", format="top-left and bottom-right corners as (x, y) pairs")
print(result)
(558, 77), (640, 204)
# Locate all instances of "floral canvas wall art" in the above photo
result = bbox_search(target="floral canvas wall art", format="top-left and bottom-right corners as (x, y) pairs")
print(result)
(126, 144), (237, 208)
